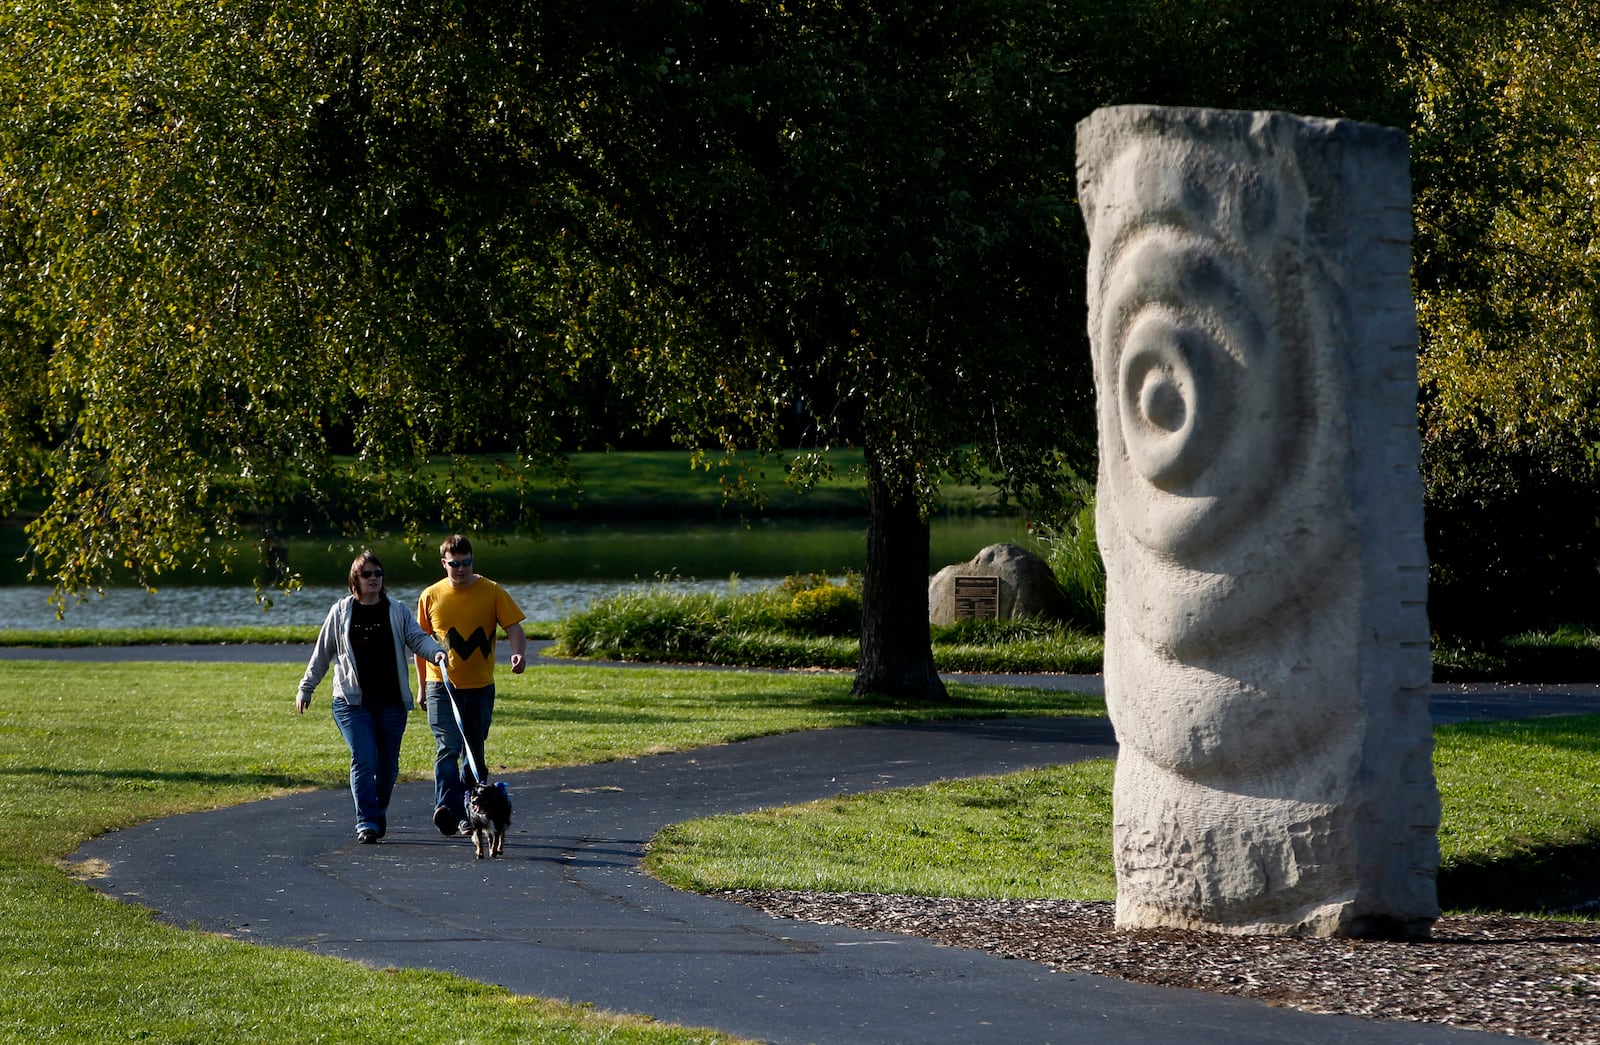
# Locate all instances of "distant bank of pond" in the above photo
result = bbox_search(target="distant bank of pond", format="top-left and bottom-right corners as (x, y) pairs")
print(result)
(1, 516), (1030, 631)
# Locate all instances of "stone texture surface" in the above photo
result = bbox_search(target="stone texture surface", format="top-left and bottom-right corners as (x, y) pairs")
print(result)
(927, 543), (1071, 625)
(1076, 105), (1438, 937)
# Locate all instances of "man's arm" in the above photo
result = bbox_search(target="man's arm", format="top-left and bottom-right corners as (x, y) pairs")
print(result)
(505, 621), (527, 674)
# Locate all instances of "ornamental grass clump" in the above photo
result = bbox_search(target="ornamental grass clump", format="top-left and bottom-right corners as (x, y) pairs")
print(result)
(930, 619), (1104, 674)
(554, 573), (864, 666)
(553, 571), (1104, 674)
(1033, 495), (1106, 631)
(555, 577), (806, 661)
(556, 586), (731, 660)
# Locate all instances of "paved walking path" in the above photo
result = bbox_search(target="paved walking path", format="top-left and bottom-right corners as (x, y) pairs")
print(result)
(45, 646), (1598, 1043)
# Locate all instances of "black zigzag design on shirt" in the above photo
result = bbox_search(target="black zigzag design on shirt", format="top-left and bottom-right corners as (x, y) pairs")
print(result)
(446, 626), (494, 661)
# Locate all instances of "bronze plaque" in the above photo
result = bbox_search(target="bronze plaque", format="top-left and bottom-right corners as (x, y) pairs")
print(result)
(953, 575), (1000, 621)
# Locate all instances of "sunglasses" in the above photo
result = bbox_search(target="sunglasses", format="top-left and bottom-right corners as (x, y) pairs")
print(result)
(444, 559), (473, 569)
(360, 569), (384, 579)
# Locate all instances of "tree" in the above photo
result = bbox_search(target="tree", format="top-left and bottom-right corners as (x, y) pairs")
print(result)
(3, 0), (1102, 695)
(1400, 0), (1600, 635)
(556, 1), (1099, 699)
(491, 0), (1408, 698)
(0, 1), (588, 601)
(4, 0), (1414, 693)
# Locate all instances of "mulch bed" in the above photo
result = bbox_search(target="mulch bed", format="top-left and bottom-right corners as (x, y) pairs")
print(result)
(720, 890), (1600, 1043)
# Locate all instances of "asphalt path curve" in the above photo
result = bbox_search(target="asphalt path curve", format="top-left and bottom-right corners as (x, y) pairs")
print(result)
(41, 644), (1598, 1044)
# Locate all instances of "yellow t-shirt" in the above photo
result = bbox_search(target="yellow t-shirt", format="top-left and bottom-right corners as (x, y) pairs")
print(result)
(417, 577), (525, 690)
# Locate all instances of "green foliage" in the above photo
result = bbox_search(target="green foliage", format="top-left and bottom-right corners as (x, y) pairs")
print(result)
(1029, 484), (1106, 632)
(1404, 1), (1600, 635)
(929, 621), (1105, 674)
(1409, 1), (1600, 458)
(0, 625), (319, 647)
(554, 576), (854, 662)
(555, 584), (758, 662)
(552, 577), (861, 667)
(554, 573), (1104, 672)
(776, 575), (862, 637)
(1433, 627), (1600, 684)
(0, 0), (1408, 620)
(0, 0), (585, 596)
(22, 0), (1600, 677)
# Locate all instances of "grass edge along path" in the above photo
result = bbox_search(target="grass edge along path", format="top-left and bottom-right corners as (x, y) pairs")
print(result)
(647, 712), (1600, 918)
(0, 659), (1097, 1045)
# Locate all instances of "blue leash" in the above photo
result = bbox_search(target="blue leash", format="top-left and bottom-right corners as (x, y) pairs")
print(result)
(437, 662), (486, 784)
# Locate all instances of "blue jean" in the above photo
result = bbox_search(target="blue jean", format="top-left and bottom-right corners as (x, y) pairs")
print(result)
(330, 698), (410, 834)
(426, 681), (494, 822)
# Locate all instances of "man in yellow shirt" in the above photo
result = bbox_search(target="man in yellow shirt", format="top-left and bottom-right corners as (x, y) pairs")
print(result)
(415, 534), (527, 837)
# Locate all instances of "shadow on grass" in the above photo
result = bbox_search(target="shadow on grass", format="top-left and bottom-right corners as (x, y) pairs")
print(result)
(1441, 835), (1600, 915)
(0, 765), (323, 791)
(493, 689), (1098, 728)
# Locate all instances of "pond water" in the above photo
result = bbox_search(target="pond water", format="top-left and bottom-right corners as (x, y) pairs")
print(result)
(0, 577), (782, 631)
(1, 516), (1031, 631)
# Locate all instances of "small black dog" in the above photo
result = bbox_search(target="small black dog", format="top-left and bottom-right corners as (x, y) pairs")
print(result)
(465, 780), (511, 859)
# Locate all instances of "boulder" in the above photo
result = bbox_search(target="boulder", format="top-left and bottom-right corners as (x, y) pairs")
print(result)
(927, 543), (1070, 625)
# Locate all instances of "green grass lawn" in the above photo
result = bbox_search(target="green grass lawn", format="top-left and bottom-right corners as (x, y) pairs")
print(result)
(0, 659), (1095, 1044)
(649, 762), (1118, 899)
(427, 447), (1007, 519)
(4, 653), (1597, 1043)
(649, 713), (1600, 918)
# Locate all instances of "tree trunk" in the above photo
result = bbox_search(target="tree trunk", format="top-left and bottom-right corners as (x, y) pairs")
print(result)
(852, 449), (949, 701)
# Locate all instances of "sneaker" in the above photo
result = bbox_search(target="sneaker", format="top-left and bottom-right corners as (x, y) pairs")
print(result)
(376, 816), (387, 839)
(433, 806), (456, 836)
(357, 828), (378, 844)
(457, 819), (472, 837)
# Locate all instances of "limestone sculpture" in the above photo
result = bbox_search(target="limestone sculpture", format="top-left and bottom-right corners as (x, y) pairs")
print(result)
(1076, 105), (1439, 938)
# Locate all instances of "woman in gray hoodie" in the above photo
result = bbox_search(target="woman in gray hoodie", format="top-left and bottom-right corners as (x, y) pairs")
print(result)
(297, 551), (447, 843)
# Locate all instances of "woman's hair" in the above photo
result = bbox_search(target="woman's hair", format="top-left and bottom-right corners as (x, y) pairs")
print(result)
(348, 550), (387, 599)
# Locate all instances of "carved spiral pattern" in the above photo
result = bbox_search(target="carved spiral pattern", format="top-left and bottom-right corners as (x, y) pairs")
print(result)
(1099, 227), (1289, 562)
(1087, 135), (1349, 656)
(1079, 106), (1435, 936)
(1085, 128), (1359, 783)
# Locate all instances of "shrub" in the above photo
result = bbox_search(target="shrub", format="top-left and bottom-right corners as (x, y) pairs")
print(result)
(780, 583), (862, 637)
(554, 570), (1106, 673)
(775, 571), (850, 597)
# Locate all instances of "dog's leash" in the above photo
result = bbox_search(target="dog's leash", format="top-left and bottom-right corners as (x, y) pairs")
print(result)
(436, 661), (487, 785)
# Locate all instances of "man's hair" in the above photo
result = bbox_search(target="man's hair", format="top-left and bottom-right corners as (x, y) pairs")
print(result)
(440, 534), (473, 558)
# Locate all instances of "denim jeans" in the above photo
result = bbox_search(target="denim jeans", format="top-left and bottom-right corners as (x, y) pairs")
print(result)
(330, 697), (410, 834)
(426, 681), (495, 822)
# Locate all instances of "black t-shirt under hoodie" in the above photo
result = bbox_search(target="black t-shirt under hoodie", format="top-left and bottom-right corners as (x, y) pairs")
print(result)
(350, 597), (402, 706)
